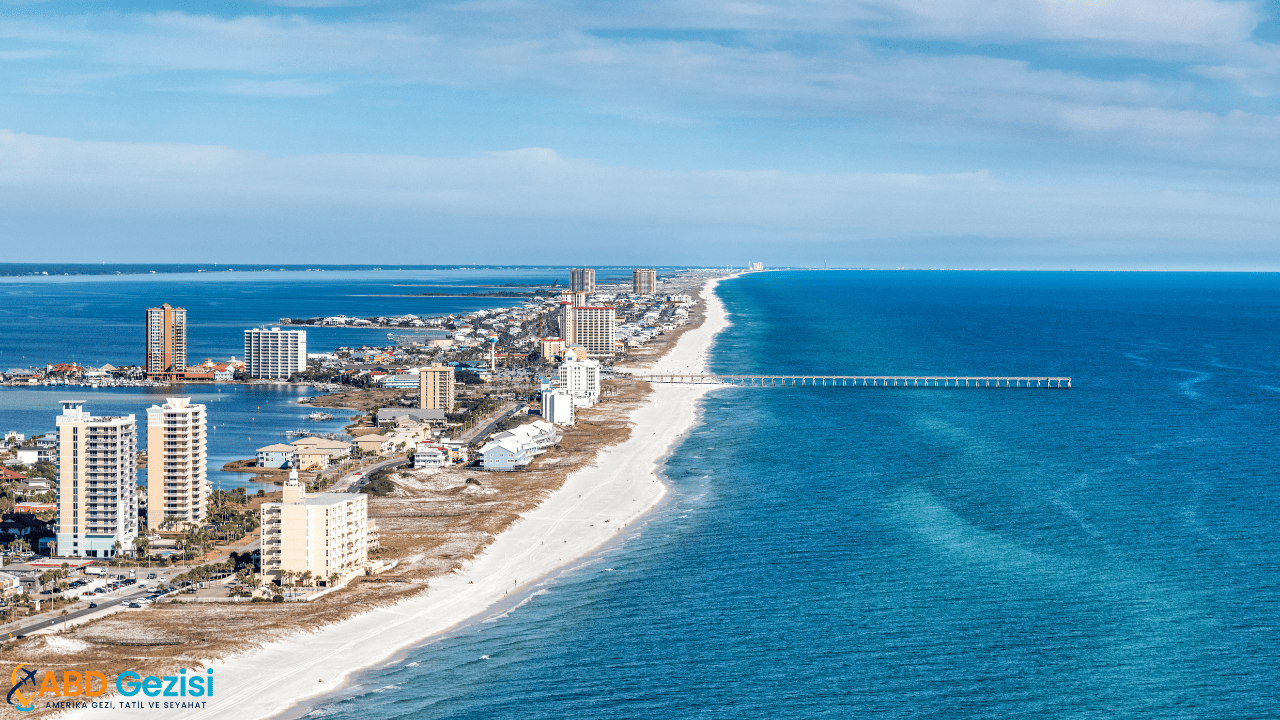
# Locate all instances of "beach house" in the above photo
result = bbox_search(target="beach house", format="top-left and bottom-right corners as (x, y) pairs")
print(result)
(256, 443), (296, 469)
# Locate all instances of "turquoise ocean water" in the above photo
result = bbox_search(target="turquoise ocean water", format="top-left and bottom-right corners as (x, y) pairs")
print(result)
(295, 270), (1279, 718)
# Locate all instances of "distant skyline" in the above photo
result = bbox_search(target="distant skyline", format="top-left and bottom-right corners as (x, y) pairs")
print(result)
(2, 1), (1280, 269)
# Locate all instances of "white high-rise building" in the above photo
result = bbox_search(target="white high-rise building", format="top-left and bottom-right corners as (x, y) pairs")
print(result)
(244, 327), (307, 379)
(55, 401), (139, 558)
(558, 358), (601, 407)
(541, 388), (575, 425)
(146, 397), (208, 530)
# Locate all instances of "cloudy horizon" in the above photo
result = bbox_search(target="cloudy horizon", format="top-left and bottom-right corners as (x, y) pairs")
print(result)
(2, 1), (1279, 269)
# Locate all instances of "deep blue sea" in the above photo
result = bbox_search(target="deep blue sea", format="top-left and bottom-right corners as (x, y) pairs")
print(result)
(296, 271), (1280, 719)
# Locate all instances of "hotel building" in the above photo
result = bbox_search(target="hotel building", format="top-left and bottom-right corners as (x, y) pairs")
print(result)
(146, 397), (208, 530)
(570, 268), (595, 293)
(55, 401), (139, 558)
(558, 358), (602, 407)
(260, 471), (374, 583)
(418, 364), (456, 411)
(559, 303), (617, 357)
(633, 268), (657, 295)
(244, 327), (307, 379)
(145, 304), (187, 378)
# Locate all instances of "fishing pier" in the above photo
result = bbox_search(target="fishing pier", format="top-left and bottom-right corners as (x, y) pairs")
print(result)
(637, 375), (1072, 388)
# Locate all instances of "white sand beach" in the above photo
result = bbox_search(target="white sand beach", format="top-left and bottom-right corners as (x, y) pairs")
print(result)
(73, 275), (731, 720)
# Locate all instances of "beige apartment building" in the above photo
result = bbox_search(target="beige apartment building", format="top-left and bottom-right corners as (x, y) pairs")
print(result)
(55, 401), (139, 558)
(559, 303), (617, 357)
(260, 472), (374, 584)
(539, 337), (566, 360)
(146, 397), (208, 530)
(419, 364), (456, 411)
(633, 268), (657, 294)
(290, 436), (352, 470)
(145, 303), (187, 379)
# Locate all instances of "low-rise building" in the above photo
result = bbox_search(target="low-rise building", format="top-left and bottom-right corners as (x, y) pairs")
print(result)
(379, 373), (421, 389)
(480, 421), (561, 471)
(289, 437), (352, 470)
(413, 444), (448, 468)
(0, 572), (21, 599)
(354, 434), (395, 455)
(479, 436), (529, 471)
(376, 408), (446, 425)
(256, 443), (296, 469)
(260, 471), (373, 584)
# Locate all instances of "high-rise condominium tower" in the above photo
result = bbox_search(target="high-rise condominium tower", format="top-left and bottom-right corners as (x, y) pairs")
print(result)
(633, 268), (657, 294)
(244, 327), (308, 379)
(146, 397), (208, 530)
(559, 302), (616, 357)
(145, 303), (187, 378)
(56, 401), (139, 558)
(569, 268), (595, 293)
(419, 364), (456, 411)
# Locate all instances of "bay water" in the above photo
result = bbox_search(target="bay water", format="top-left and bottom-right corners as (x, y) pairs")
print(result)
(0, 267), (619, 488)
(298, 270), (1280, 719)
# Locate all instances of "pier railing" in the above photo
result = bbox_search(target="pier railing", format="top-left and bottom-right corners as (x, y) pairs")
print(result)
(636, 375), (1071, 388)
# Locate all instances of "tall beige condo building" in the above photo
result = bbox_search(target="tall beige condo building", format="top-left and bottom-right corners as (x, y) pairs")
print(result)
(560, 303), (617, 357)
(145, 303), (187, 377)
(55, 401), (139, 558)
(146, 397), (208, 530)
(570, 267), (595, 293)
(260, 472), (373, 582)
(633, 268), (657, 294)
(419, 364), (456, 411)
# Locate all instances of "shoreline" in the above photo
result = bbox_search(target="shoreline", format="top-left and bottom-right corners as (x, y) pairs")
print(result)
(71, 274), (733, 720)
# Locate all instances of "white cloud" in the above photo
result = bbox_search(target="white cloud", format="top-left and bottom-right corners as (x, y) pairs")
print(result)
(5, 8), (1271, 164)
(2, 128), (1278, 261)
(218, 78), (337, 96)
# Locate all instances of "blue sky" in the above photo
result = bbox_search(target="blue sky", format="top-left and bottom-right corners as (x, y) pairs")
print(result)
(2, 1), (1280, 268)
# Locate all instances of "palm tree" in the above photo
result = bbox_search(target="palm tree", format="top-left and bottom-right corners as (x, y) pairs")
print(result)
(328, 572), (340, 588)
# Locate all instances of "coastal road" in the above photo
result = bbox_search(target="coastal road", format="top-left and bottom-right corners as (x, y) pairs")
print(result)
(461, 402), (526, 444)
(332, 457), (409, 493)
(7, 584), (156, 639)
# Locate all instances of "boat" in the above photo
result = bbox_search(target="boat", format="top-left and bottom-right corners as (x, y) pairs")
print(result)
(307, 412), (334, 421)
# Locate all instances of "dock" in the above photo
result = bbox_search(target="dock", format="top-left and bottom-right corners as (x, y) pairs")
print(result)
(637, 375), (1071, 388)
